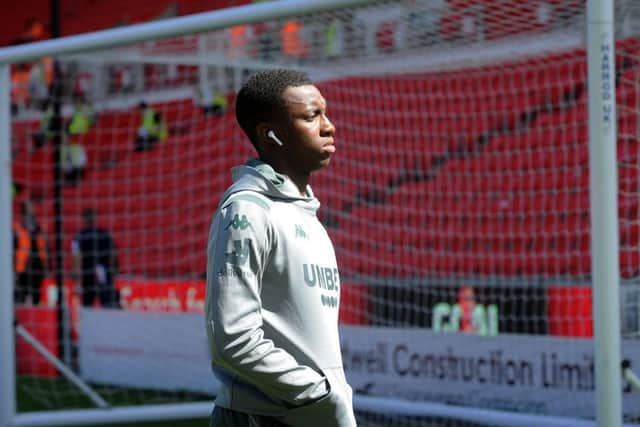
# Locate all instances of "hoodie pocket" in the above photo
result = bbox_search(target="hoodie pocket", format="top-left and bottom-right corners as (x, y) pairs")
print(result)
(278, 372), (356, 427)
(279, 389), (345, 427)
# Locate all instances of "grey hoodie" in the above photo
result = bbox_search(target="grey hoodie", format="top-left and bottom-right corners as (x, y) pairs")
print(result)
(205, 159), (356, 427)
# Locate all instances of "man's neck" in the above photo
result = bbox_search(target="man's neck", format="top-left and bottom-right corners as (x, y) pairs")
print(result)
(260, 157), (309, 197)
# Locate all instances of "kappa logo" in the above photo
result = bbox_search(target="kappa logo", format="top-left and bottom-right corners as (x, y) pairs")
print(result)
(225, 214), (252, 231)
(295, 224), (308, 239)
(225, 239), (251, 266)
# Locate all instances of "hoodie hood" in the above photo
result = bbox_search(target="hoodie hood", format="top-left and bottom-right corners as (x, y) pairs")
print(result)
(220, 159), (320, 213)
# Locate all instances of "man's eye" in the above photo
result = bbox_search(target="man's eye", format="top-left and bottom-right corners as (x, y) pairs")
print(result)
(308, 110), (323, 120)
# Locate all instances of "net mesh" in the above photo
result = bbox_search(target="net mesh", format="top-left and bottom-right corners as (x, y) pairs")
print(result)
(6, 0), (640, 425)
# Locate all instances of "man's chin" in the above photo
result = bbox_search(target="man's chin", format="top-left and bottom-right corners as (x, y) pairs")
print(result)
(317, 157), (331, 170)
(306, 155), (332, 174)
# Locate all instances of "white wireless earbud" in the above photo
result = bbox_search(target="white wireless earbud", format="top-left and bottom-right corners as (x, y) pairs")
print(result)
(267, 130), (284, 146)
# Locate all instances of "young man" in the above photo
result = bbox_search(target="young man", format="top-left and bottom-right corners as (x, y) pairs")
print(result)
(205, 69), (356, 427)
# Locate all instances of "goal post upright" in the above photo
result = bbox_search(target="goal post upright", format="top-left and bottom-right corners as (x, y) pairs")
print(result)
(0, 63), (16, 427)
(586, 0), (623, 426)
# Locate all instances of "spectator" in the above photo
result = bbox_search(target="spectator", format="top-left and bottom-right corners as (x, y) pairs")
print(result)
(281, 19), (309, 63)
(11, 63), (31, 115)
(71, 208), (120, 308)
(23, 18), (47, 42)
(13, 200), (48, 306)
(153, 111), (168, 140)
(73, 69), (93, 100)
(31, 99), (54, 149)
(67, 94), (96, 136)
(12, 18), (48, 45)
(62, 95), (95, 184)
(197, 86), (229, 117)
(135, 102), (167, 151)
(60, 142), (87, 185)
(405, 0), (443, 48)
(108, 64), (135, 94)
(324, 17), (344, 60)
(375, 21), (399, 53)
(254, 21), (278, 61)
(28, 59), (50, 111)
(226, 24), (251, 59)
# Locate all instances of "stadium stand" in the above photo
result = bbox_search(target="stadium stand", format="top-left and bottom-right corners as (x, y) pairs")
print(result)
(10, 37), (640, 281)
(6, 0), (640, 281)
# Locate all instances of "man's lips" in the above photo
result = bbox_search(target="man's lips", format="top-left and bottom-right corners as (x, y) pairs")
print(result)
(324, 140), (336, 153)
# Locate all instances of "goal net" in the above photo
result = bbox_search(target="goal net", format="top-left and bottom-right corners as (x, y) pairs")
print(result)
(4, 0), (640, 425)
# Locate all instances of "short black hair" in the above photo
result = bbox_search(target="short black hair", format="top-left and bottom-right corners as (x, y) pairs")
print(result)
(235, 69), (312, 149)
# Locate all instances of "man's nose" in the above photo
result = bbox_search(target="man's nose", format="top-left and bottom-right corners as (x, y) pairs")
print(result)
(321, 115), (335, 135)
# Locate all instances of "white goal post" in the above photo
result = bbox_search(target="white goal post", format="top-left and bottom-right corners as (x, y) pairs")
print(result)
(0, 0), (635, 426)
(1, 54), (15, 427)
(586, 0), (622, 426)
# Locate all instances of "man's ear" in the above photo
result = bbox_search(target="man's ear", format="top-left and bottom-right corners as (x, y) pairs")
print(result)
(256, 123), (269, 145)
(256, 122), (282, 147)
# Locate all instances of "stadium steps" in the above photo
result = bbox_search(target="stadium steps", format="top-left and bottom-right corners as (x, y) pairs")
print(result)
(11, 37), (640, 278)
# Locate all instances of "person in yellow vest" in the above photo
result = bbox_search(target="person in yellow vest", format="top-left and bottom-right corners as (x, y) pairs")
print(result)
(67, 95), (95, 136)
(62, 95), (94, 184)
(210, 92), (229, 116)
(13, 200), (48, 306)
(135, 102), (168, 152)
(153, 111), (168, 141)
(199, 86), (229, 117)
(324, 17), (344, 60)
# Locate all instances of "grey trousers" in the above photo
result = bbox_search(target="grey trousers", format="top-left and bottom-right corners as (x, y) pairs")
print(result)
(210, 406), (286, 427)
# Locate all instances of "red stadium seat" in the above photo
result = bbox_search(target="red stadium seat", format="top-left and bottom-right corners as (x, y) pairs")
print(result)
(13, 34), (639, 280)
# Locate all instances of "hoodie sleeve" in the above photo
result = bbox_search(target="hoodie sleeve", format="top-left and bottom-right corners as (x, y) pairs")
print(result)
(206, 197), (329, 406)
